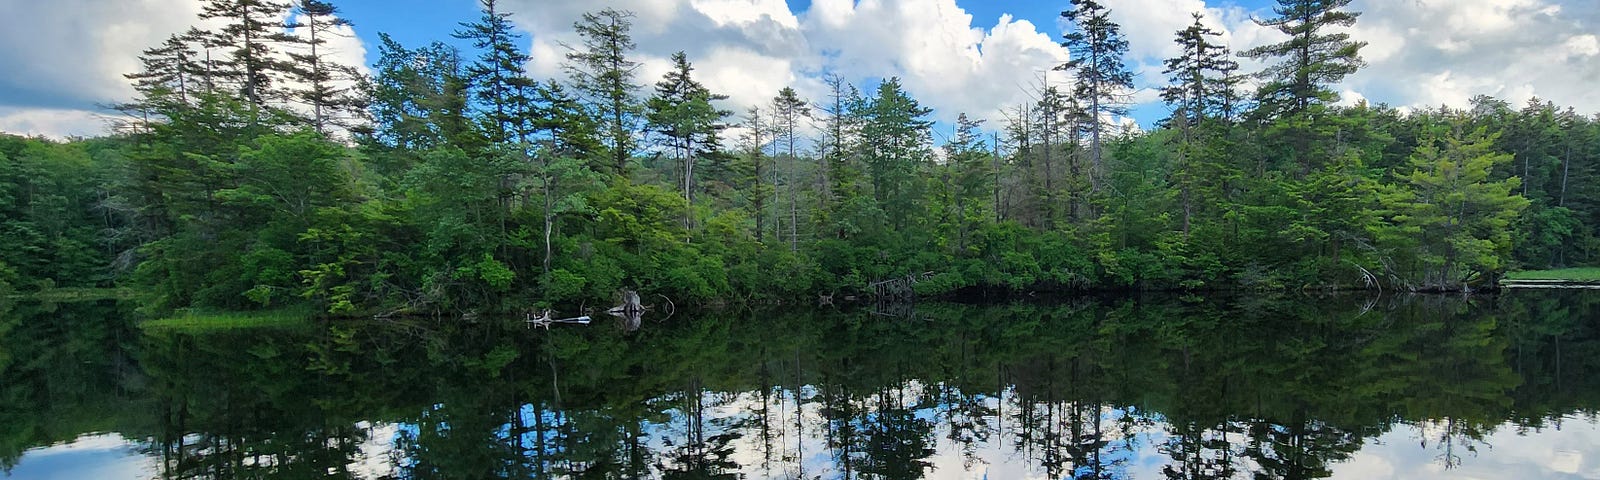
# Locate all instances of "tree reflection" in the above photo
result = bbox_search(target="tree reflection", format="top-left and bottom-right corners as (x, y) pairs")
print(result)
(3, 292), (1600, 478)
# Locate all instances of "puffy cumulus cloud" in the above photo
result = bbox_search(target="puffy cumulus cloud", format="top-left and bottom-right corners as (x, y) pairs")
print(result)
(504, 0), (1067, 129)
(1102, 0), (1599, 116)
(801, 1), (1071, 126)
(0, 0), (371, 138)
(0, 0), (202, 111)
(1338, 0), (1600, 113)
(0, 107), (130, 139)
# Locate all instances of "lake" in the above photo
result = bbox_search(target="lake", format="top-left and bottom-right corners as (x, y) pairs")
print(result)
(2, 291), (1598, 479)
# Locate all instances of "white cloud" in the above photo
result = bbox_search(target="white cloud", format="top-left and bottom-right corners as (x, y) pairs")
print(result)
(1104, 0), (1600, 117)
(1336, 0), (1600, 113)
(500, 0), (1074, 133)
(4, 0), (1599, 139)
(800, 2), (1071, 126)
(0, 107), (130, 139)
(0, 0), (202, 111)
(1564, 35), (1600, 57)
(0, 0), (370, 138)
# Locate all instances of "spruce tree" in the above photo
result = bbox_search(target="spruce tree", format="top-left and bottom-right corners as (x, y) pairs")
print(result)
(286, 0), (367, 134)
(565, 8), (642, 177)
(1240, 0), (1366, 170)
(197, 0), (296, 106)
(1162, 13), (1240, 128)
(454, 0), (536, 144)
(645, 52), (730, 222)
(1162, 12), (1241, 236)
(1058, 0), (1133, 193)
(771, 87), (809, 250)
(861, 77), (933, 230)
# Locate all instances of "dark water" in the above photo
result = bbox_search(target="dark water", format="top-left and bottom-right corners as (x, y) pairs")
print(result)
(3, 292), (1599, 479)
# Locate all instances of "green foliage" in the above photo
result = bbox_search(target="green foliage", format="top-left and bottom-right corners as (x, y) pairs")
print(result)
(1379, 122), (1530, 289)
(10, 2), (1600, 316)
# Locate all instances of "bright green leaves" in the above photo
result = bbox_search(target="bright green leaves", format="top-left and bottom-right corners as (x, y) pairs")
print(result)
(1379, 122), (1530, 288)
(457, 253), (514, 292)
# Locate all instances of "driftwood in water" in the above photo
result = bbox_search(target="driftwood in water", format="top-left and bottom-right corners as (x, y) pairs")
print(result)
(527, 310), (592, 329)
(868, 272), (935, 301)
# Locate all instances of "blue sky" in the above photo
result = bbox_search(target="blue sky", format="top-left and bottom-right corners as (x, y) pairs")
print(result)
(0, 0), (1595, 138)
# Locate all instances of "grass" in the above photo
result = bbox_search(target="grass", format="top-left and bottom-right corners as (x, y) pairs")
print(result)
(7, 287), (144, 301)
(141, 306), (318, 330)
(1504, 267), (1600, 282)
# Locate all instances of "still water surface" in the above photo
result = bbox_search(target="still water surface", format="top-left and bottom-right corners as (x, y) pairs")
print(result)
(3, 292), (1599, 479)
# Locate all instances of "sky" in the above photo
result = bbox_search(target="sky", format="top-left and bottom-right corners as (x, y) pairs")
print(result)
(0, 0), (1597, 140)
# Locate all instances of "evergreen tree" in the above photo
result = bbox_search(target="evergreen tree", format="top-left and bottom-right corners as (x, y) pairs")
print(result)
(122, 34), (201, 120)
(197, 0), (297, 106)
(286, 0), (367, 134)
(1380, 120), (1529, 290)
(1162, 13), (1240, 128)
(1242, 0), (1365, 118)
(646, 52), (730, 213)
(737, 106), (772, 244)
(814, 74), (865, 225)
(565, 8), (642, 177)
(943, 113), (992, 252)
(1162, 12), (1241, 236)
(363, 35), (477, 166)
(771, 87), (809, 251)
(1240, 0), (1366, 170)
(1058, 0), (1134, 193)
(533, 81), (602, 275)
(1033, 85), (1075, 225)
(453, 0), (536, 144)
(860, 78), (933, 231)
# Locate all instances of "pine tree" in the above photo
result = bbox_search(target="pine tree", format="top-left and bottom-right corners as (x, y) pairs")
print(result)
(860, 77), (933, 230)
(1162, 12), (1241, 237)
(363, 35), (477, 160)
(564, 8), (642, 177)
(1162, 13), (1240, 128)
(1240, 0), (1366, 170)
(1242, 0), (1365, 118)
(645, 52), (730, 225)
(197, 0), (296, 106)
(454, 0), (536, 144)
(121, 34), (202, 126)
(738, 106), (771, 243)
(286, 0), (366, 134)
(771, 87), (809, 251)
(1381, 120), (1529, 290)
(1058, 0), (1133, 193)
(944, 113), (992, 252)
(815, 74), (864, 219)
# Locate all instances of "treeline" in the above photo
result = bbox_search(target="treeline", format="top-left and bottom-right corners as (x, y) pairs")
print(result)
(2, 0), (1598, 314)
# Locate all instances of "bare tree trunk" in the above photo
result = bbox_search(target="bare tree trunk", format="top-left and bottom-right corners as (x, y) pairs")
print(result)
(543, 176), (554, 275)
(1560, 143), (1571, 207)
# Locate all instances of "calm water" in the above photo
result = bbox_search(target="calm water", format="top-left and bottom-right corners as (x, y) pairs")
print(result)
(3, 292), (1599, 479)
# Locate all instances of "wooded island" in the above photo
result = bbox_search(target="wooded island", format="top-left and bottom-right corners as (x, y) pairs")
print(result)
(1, 0), (1594, 316)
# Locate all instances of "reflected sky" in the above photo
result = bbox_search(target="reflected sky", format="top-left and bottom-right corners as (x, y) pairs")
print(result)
(4, 291), (1600, 479)
(11, 403), (1600, 479)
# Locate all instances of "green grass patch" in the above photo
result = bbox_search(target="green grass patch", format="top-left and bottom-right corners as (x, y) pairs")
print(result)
(8, 287), (144, 301)
(1505, 268), (1600, 282)
(142, 306), (318, 330)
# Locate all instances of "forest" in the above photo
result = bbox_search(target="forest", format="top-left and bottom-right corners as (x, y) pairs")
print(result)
(1, 0), (1597, 315)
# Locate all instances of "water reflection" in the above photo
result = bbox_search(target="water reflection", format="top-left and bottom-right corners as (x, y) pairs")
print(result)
(2, 292), (1599, 479)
